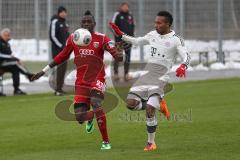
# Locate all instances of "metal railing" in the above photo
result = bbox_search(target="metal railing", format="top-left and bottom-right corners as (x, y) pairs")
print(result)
(0, 0), (239, 62)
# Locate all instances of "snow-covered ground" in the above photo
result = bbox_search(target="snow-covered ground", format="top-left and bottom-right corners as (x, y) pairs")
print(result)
(9, 39), (240, 63)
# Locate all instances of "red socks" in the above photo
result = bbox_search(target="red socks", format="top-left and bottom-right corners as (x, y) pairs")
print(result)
(94, 108), (109, 143)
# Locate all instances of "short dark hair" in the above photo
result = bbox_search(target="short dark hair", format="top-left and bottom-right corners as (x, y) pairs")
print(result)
(84, 10), (92, 16)
(157, 11), (173, 26)
(58, 6), (67, 14)
(83, 10), (95, 22)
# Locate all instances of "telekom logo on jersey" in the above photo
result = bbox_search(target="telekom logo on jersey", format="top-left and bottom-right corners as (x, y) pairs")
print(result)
(79, 49), (95, 56)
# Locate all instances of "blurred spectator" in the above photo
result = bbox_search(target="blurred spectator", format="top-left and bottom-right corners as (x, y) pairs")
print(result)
(0, 28), (35, 95)
(112, 2), (135, 81)
(49, 6), (70, 96)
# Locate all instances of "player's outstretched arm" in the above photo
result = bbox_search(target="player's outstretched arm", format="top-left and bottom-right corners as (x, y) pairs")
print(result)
(31, 35), (73, 81)
(175, 38), (191, 78)
(31, 61), (57, 81)
(103, 36), (123, 62)
(109, 22), (148, 46)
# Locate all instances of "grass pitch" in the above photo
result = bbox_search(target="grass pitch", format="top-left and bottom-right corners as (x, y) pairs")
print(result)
(0, 78), (240, 160)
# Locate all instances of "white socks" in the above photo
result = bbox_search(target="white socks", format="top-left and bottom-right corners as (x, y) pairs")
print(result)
(147, 132), (156, 144)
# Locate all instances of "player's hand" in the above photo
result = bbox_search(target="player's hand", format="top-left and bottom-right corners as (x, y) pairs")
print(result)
(114, 53), (123, 62)
(176, 64), (187, 78)
(31, 71), (45, 81)
(115, 42), (124, 53)
(109, 22), (124, 37)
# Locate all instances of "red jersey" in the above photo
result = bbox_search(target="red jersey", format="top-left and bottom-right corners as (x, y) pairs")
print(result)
(54, 32), (117, 86)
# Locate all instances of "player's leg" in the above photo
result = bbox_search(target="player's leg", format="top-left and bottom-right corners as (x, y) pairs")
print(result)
(144, 95), (159, 151)
(127, 91), (170, 121)
(74, 95), (95, 133)
(74, 102), (93, 124)
(90, 89), (111, 150)
(126, 93), (146, 111)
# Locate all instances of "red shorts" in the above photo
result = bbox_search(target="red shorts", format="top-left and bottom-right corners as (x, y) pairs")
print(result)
(74, 79), (106, 105)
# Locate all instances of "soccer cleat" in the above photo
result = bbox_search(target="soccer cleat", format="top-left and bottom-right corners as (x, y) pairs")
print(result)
(86, 119), (94, 133)
(144, 142), (157, 151)
(101, 142), (111, 150)
(160, 98), (170, 120)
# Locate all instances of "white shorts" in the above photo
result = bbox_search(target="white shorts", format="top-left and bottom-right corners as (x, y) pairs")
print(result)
(147, 95), (160, 110)
(127, 93), (161, 110)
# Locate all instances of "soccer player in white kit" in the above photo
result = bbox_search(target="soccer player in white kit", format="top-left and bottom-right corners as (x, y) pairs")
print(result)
(109, 11), (191, 151)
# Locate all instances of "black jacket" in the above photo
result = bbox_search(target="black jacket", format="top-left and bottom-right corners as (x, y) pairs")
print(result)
(49, 15), (70, 57)
(112, 11), (135, 42)
(0, 37), (13, 64)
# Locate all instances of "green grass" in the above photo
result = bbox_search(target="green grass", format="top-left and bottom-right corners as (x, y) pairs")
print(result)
(0, 78), (240, 160)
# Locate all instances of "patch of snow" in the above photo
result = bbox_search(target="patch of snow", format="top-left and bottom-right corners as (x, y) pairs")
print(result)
(194, 64), (209, 71)
(8, 39), (240, 63)
(210, 62), (228, 70)
(225, 61), (240, 69)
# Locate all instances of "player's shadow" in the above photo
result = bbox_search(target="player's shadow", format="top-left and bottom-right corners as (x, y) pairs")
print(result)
(54, 91), (119, 121)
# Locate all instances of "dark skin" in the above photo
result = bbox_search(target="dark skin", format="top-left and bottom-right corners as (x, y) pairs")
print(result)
(32, 15), (122, 81)
(154, 16), (171, 35)
(81, 15), (95, 33)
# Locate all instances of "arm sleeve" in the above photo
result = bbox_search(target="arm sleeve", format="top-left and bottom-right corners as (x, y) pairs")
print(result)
(103, 36), (119, 59)
(50, 19), (63, 48)
(112, 12), (122, 42)
(122, 34), (149, 46)
(176, 37), (191, 67)
(54, 35), (73, 64)
(0, 52), (12, 59)
(112, 12), (119, 23)
(0, 44), (13, 60)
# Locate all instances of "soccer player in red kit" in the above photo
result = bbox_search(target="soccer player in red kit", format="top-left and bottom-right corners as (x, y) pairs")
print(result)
(32, 11), (123, 150)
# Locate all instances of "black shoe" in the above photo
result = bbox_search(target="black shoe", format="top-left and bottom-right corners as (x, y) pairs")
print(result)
(14, 89), (27, 95)
(0, 92), (6, 96)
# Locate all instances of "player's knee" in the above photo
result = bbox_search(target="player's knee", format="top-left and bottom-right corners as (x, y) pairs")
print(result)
(74, 103), (89, 124)
(126, 99), (139, 110)
(90, 96), (103, 110)
(146, 104), (155, 118)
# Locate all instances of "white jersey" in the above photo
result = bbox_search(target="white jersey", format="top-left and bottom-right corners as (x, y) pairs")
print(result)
(122, 30), (190, 71)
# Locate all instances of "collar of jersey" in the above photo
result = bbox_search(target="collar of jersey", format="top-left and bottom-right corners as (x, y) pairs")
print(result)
(157, 30), (175, 38)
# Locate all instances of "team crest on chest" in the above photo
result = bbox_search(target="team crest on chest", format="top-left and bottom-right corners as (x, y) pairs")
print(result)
(93, 42), (99, 48)
(165, 41), (171, 47)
